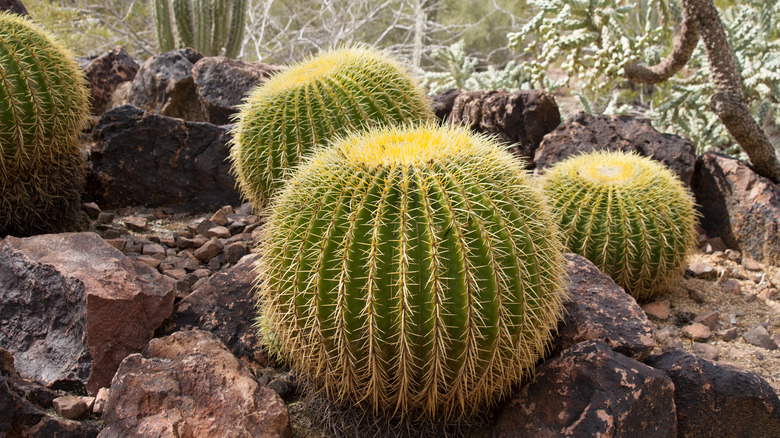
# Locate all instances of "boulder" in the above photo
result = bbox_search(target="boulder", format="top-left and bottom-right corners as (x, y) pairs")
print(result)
(645, 350), (780, 438)
(691, 152), (780, 264)
(431, 87), (462, 121)
(553, 254), (656, 360)
(447, 89), (560, 162)
(99, 330), (291, 438)
(88, 104), (242, 212)
(0, 233), (174, 395)
(162, 255), (269, 370)
(127, 48), (205, 121)
(494, 340), (676, 438)
(534, 112), (696, 185)
(82, 46), (139, 115)
(192, 56), (284, 125)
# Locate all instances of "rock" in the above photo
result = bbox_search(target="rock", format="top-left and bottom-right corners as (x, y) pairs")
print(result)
(743, 257), (761, 271)
(163, 255), (268, 369)
(0, 233), (174, 395)
(207, 226), (231, 239)
(682, 323), (713, 342)
(82, 46), (140, 115)
(448, 89), (561, 162)
(192, 56), (284, 125)
(224, 241), (248, 265)
(122, 216), (148, 232)
(142, 243), (166, 260)
(717, 327), (739, 341)
(721, 279), (742, 294)
(97, 211), (115, 224)
(81, 202), (101, 219)
(688, 262), (716, 279)
(691, 342), (719, 361)
(494, 340), (676, 438)
(209, 208), (230, 226)
(642, 299), (671, 320)
(743, 326), (778, 350)
(100, 330), (291, 438)
(694, 310), (720, 330)
(127, 48), (205, 121)
(93, 387), (109, 415)
(136, 255), (161, 269)
(553, 254), (655, 360)
(688, 287), (706, 303)
(53, 395), (88, 420)
(645, 350), (780, 438)
(431, 87), (462, 120)
(194, 238), (224, 262)
(691, 152), (780, 265)
(534, 112), (696, 184)
(88, 105), (242, 212)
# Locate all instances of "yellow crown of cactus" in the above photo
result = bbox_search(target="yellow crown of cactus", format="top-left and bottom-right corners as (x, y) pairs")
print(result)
(257, 124), (566, 421)
(541, 150), (697, 300)
(0, 12), (90, 236)
(230, 46), (433, 209)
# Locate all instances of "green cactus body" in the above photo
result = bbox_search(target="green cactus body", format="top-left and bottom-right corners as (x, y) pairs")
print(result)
(258, 124), (566, 420)
(230, 47), (434, 210)
(0, 12), (90, 237)
(154, 0), (246, 57)
(541, 151), (697, 300)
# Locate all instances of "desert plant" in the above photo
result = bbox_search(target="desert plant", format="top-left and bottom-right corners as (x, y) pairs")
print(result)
(541, 151), (697, 300)
(230, 46), (433, 209)
(0, 11), (90, 237)
(153, 0), (246, 57)
(257, 123), (566, 421)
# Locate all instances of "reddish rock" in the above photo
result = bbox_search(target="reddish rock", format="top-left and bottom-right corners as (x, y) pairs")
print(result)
(691, 342), (719, 361)
(448, 89), (561, 161)
(209, 208), (229, 226)
(93, 387), (109, 415)
(207, 226), (231, 239)
(743, 326), (778, 350)
(53, 395), (88, 420)
(682, 323), (713, 342)
(721, 279), (742, 294)
(688, 262), (716, 279)
(122, 216), (148, 232)
(224, 242), (249, 265)
(100, 330), (291, 438)
(694, 310), (720, 330)
(142, 242), (166, 260)
(643, 300), (671, 320)
(552, 254), (655, 359)
(0, 233), (174, 395)
(192, 56), (284, 125)
(534, 112), (696, 184)
(494, 340), (676, 438)
(194, 238), (224, 262)
(743, 257), (761, 271)
(82, 46), (139, 115)
(692, 152), (780, 265)
(645, 350), (780, 438)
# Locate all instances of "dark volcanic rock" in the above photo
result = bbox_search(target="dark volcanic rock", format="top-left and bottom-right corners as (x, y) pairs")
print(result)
(100, 330), (291, 438)
(0, 233), (174, 395)
(192, 56), (284, 125)
(534, 112), (696, 185)
(431, 87), (462, 121)
(691, 151), (780, 264)
(128, 48), (205, 121)
(645, 350), (780, 438)
(494, 340), (676, 438)
(163, 255), (268, 369)
(88, 104), (242, 212)
(448, 89), (560, 162)
(82, 46), (139, 115)
(553, 254), (656, 359)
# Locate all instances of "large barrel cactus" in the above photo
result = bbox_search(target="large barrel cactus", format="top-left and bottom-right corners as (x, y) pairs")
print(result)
(153, 0), (246, 58)
(230, 46), (433, 209)
(257, 124), (566, 420)
(0, 12), (90, 237)
(541, 150), (697, 300)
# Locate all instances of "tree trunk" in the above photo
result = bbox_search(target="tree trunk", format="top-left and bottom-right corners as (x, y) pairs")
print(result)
(624, 0), (780, 182)
(0, 0), (28, 17)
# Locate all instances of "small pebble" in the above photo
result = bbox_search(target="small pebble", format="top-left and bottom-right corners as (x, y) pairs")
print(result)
(683, 323), (712, 342)
(717, 327), (739, 341)
(642, 300), (671, 320)
(721, 279), (741, 295)
(123, 216), (148, 232)
(693, 311), (719, 330)
(689, 262), (716, 279)
(692, 342), (719, 361)
(688, 288), (706, 303)
(724, 249), (741, 262)
(742, 257), (761, 271)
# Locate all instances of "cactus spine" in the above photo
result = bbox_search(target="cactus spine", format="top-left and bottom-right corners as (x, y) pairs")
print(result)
(154, 0), (246, 58)
(0, 12), (90, 237)
(258, 124), (566, 420)
(541, 151), (697, 300)
(230, 47), (433, 210)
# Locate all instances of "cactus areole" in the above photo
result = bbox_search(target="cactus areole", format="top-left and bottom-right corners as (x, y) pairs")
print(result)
(230, 47), (433, 209)
(542, 151), (697, 300)
(257, 124), (566, 420)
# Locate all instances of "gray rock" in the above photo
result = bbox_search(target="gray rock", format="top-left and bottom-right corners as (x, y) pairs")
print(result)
(743, 326), (778, 350)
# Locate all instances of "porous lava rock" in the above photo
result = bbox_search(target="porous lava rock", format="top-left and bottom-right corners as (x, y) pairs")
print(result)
(534, 112), (696, 185)
(82, 46), (139, 115)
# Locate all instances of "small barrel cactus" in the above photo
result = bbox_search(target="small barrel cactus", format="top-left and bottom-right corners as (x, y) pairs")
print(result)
(230, 46), (433, 209)
(0, 12), (90, 237)
(257, 124), (566, 420)
(154, 0), (246, 58)
(541, 150), (697, 300)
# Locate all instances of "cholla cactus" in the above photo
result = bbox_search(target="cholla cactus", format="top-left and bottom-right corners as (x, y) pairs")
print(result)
(230, 46), (433, 209)
(257, 124), (566, 421)
(153, 0), (246, 57)
(541, 150), (697, 300)
(0, 12), (90, 236)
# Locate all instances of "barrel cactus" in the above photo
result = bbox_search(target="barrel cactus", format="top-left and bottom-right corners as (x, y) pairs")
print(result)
(257, 124), (566, 420)
(541, 150), (697, 300)
(153, 0), (246, 58)
(230, 46), (433, 209)
(0, 12), (90, 237)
